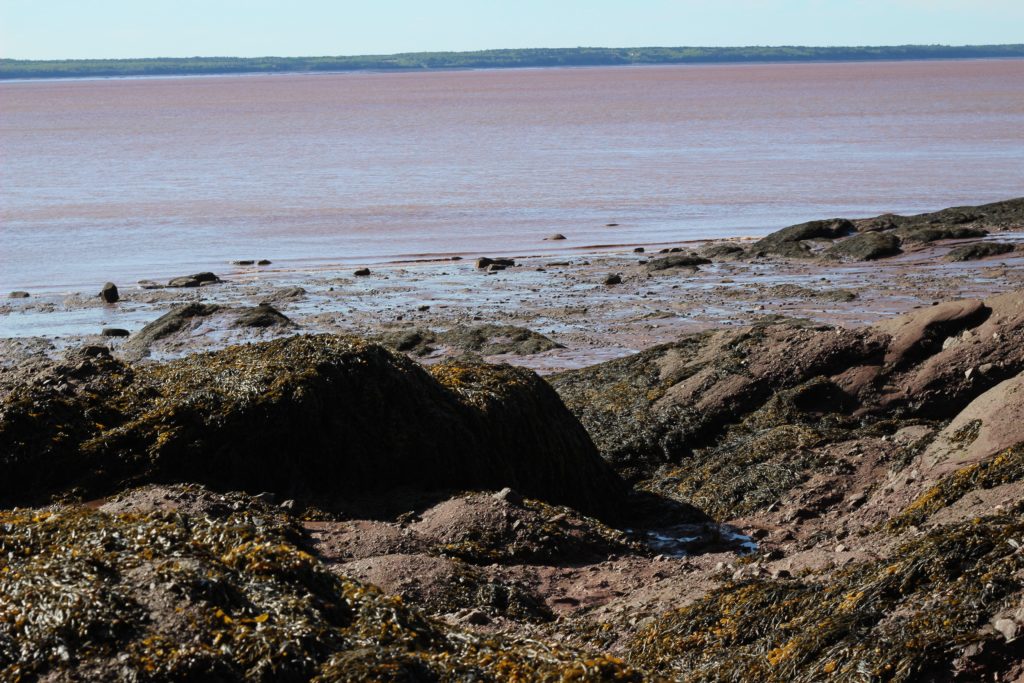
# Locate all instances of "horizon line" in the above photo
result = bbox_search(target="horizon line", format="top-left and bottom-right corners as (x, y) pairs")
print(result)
(3, 42), (1024, 63)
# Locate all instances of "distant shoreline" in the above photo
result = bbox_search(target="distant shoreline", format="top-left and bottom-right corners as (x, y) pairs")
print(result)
(3, 44), (1024, 80)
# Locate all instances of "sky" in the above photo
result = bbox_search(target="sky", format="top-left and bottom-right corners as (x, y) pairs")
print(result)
(1, 0), (1022, 60)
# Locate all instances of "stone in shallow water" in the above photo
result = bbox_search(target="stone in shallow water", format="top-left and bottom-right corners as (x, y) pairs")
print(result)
(98, 282), (119, 303)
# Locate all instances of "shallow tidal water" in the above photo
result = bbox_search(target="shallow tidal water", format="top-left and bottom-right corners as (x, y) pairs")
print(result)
(2, 58), (1023, 294)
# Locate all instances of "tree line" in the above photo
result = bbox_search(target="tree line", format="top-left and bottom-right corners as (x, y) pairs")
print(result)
(3, 45), (1023, 80)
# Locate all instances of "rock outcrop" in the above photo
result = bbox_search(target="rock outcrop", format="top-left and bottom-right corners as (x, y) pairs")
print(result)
(553, 289), (1024, 473)
(551, 321), (884, 473)
(0, 335), (624, 518)
(373, 324), (561, 358)
(123, 302), (294, 359)
(744, 197), (1023, 262)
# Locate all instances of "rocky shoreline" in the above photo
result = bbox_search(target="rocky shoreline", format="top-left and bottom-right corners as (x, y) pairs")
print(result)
(3, 198), (1024, 680)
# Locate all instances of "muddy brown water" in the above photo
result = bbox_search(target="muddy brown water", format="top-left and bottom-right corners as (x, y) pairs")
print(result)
(2, 59), (1023, 293)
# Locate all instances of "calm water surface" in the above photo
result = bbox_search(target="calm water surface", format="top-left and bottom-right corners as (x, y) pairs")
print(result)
(1, 60), (1023, 292)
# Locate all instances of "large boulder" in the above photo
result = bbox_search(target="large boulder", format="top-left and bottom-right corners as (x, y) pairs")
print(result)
(0, 335), (624, 518)
(124, 302), (294, 359)
(825, 231), (901, 261)
(645, 253), (711, 271)
(947, 241), (1016, 262)
(123, 302), (224, 358)
(752, 218), (855, 258)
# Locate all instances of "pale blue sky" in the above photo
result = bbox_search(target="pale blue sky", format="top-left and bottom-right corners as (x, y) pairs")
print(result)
(1, 0), (1021, 60)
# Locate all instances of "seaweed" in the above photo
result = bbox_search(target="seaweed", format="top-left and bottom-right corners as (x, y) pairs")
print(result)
(630, 509), (1024, 681)
(0, 506), (642, 681)
(890, 443), (1024, 529)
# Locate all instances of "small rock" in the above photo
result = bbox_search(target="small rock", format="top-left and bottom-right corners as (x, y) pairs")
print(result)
(101, 328), (130, 337)
(493, 487), (524, 507)
(253, 492), (276, 504)
(835, 544), (847, 553)
(994, 618), (1019, 642)
(486, 264), (506, 273)
(279, 499), (296, 511)
(545, 233), (567, 241)
(605, 223), (619, 227)
(418, 305), (430, 312)
(257, 259), (272, 266)
(771, 569), (792, 579)
(462, 610), (491, 626)
(232, 260), (255, 265)
(476, 257), (515, 269)
(168, 272), (221, 288)
(353, 268), (371, 277)
(633, 247), (645, 253)
(8, 291), (30, 299)
(138, 280), (162, 289)
(603, 273), (622, 286)
(99, 282), (119, 303)
(979, 363), (995, 375)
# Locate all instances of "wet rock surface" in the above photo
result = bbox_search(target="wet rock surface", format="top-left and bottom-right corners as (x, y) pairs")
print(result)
(825, 230), (901, 261)
(947, 241), (1017, 261)
(373, 323), (561, 358)
(744, 197), (1023, 263)
(122, 302), (294, 360)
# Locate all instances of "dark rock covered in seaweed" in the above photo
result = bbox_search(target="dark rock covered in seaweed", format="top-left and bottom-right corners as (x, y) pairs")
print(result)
(231, 302), (292, 328)
(645, 253), (711, 271)
(750, 197), (1024, 262)
(699, 242), (745, 259)
(946, 241), (1017, 261)
(898, 224), (989, 243)
(98, 282), (119, 303)
(0, 503), (640, 681)
(825, 230), (901, 261)
(752, 218), (855, 258)
(376, 324), (562, 358)
(0, 334), (624, 518)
